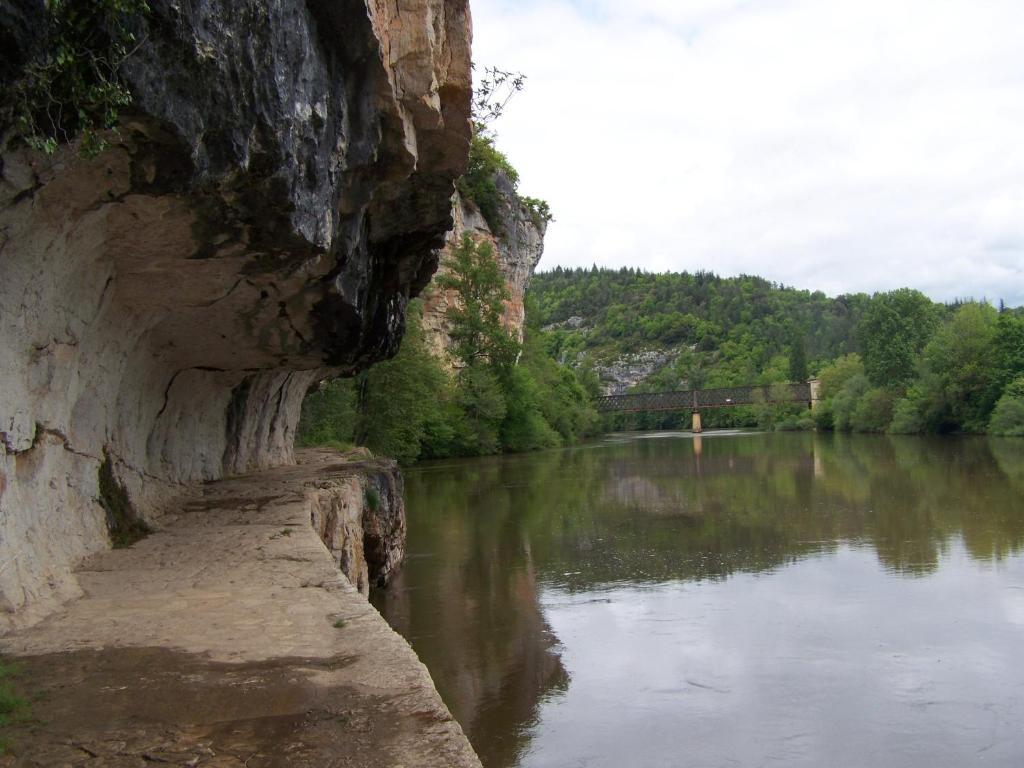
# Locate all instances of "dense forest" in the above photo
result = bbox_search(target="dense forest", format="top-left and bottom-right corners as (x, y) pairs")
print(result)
(532, 268), (1024, 436)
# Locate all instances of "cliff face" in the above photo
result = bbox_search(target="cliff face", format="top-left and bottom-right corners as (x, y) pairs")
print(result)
(0, 0), (471, 630)
(421, 171), (547, 361)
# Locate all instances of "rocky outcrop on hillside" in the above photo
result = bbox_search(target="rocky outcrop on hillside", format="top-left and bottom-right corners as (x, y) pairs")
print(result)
(421, 172), (547, 362)
(0, 0), (471, 630)
(595, 350), (677, 395)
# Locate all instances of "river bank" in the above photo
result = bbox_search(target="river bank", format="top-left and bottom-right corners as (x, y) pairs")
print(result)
(0, 449), (479, 767)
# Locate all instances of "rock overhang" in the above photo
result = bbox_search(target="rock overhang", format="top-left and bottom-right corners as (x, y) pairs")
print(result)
(0, 0), (472, 629)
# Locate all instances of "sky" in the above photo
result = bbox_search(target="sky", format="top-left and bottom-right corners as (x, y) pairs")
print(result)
(470, 0), (1024, 306)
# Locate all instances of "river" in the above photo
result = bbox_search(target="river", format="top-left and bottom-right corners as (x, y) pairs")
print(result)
(371, 431), (1024, 768)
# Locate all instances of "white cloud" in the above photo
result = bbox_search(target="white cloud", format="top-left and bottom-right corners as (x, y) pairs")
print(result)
(471, 0), (1024, 305)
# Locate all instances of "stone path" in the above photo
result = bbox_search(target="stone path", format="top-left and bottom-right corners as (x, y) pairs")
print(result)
(0, 455), (480, 767)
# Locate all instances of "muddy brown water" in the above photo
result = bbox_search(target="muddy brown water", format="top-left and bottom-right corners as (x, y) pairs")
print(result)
(372, 431), (1024, 768)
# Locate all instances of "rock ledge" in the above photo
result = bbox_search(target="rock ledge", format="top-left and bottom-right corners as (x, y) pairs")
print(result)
(0, 449), (479, 767)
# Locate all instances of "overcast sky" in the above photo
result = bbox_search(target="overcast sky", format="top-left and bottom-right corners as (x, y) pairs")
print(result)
(470, 0), (1024, 306)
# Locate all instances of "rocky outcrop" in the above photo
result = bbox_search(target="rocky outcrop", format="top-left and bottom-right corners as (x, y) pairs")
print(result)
(0, 0), (472, 630)
(595, 349), (677, 395)
(307, 449), (406, 595)
(421, 172), (547, 362)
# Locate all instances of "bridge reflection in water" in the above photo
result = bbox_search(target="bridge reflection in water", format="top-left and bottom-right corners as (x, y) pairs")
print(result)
(595, 381), (819, 432)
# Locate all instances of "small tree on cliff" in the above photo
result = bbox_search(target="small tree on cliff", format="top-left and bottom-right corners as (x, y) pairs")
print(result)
(437, 234), (519, 370)
(458, 65), (552, 233)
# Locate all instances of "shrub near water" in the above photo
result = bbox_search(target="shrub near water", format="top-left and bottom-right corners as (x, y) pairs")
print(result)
(852, 387), (895, 432)
(989, 377), (1024, 436)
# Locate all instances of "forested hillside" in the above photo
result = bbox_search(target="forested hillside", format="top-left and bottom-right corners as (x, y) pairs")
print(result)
(534, 267), (866, 370)
(531, 267), (1024, 436)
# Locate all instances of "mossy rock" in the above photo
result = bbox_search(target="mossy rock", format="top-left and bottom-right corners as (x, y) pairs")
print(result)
(98, 454), (151, 549)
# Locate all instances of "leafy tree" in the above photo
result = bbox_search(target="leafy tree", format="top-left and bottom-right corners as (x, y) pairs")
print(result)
(499, 366), (561, 452)
(355, 302), (450, 462)
(857, 289), (939, 387)
(812, 398), (836, 431)
(918, 302), (998, 432)
(817, 354), (865, 399)
(832, 374), (871, 432)
(852, 387), (895, 432)
(675, 348), (710, 390)
(297, 378), (357, 449)
(454, 364), (507, 455)
(991, 312), (1024, 397)
(989, 377), (1024, 437)
(889, 399), (924, 434)
(437, 235), (520, 369)
(789, 336), (809, 382)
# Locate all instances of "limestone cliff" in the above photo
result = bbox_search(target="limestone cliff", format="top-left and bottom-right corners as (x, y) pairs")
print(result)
(421, 171), (547, 362)
(0, 0), (472, 630)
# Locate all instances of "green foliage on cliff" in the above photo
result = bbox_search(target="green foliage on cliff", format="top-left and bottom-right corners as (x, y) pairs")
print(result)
(460, 66), (551, 233)
(457, 132), (518, 232)
(457, 129), (552, 234)
(9, 0), (150, 156)
(520, 196), (553, 227)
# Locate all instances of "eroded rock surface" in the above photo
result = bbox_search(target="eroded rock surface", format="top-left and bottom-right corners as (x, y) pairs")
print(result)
(306, 448), (406, 595)
(0, 0), (471, 629)
(0, 450), (478, 767)
(595, 349), (678, 395)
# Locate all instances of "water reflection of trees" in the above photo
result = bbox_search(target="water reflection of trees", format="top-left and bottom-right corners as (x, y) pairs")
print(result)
(371, 457), (570, 768)
(528, 433), (1024, 582)
(374, 433), (1024, 768)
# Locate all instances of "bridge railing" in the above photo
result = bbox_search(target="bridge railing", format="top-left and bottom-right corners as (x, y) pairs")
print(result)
(594, 382), (813, 413)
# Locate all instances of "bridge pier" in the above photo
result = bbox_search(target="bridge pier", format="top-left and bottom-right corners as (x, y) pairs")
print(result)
(692, 411), (702, 434)
(809, 378), (822, 410)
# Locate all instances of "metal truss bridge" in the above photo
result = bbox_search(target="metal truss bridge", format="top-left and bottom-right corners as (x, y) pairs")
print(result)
(595, 382), (816, 417)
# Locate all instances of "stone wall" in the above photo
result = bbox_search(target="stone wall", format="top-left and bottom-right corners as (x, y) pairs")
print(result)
(0, 0), (471, 631)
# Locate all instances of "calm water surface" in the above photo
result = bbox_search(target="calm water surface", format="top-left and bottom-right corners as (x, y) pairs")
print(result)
(371, 432), (1024, 768)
